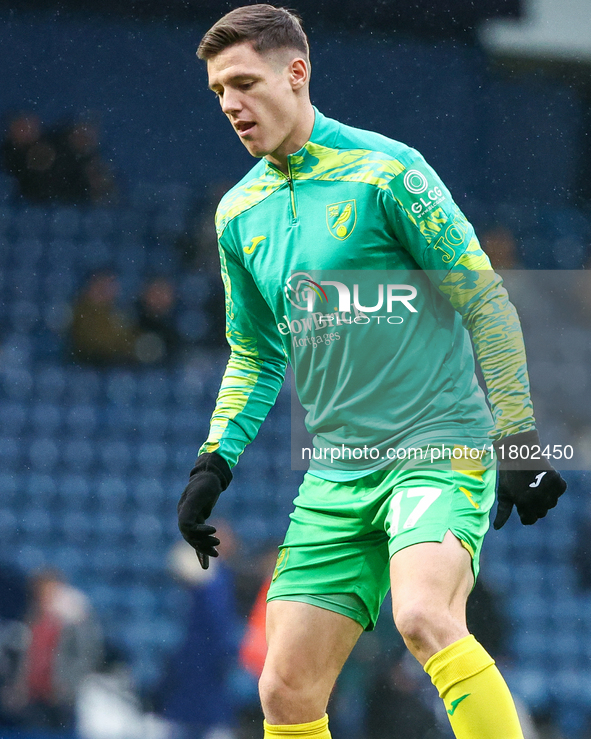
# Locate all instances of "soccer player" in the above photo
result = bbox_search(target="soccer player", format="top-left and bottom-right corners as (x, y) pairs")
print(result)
(177, 6), (567, 739)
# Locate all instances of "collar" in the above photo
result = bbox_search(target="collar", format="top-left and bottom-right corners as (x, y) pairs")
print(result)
(264, 106), (337, 178)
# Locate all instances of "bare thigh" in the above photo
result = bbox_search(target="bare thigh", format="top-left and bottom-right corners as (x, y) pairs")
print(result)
(260, 599), (363, 724)
(390, 530), (475, 665)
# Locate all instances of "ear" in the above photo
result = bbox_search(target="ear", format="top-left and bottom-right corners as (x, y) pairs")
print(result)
(289, 57), (309, 91)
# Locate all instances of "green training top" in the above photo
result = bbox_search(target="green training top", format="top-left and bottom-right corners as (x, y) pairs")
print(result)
(199, 107), (534, 479)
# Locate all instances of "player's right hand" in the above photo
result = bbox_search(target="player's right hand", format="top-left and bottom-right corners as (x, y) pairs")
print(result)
(177, 452), (232, 569)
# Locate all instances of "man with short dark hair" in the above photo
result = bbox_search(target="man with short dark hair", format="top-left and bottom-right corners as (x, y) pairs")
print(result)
(177, 6), (566, 739)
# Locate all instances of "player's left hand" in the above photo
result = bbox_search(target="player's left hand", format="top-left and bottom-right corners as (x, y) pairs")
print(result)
(177, 452), (232, 568)
(493, 429), (567, 529)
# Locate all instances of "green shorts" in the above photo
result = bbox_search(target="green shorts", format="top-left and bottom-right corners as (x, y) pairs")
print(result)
(267, 464), (496, 631)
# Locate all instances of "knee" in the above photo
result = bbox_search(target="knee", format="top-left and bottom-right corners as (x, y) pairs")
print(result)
(258, 668), (290, 713)
(393, 600), (464, 660)
(259, 666), (319, 724)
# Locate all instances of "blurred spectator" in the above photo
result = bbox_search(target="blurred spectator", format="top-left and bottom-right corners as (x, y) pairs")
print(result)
(1, 112), (59, 202)
(134, 275), (182, 364)
(0, 563), (29, 729)
(70, 269), (138, 366)
(52, 118), (118, 205)
(366, 652), (447, 739)
(574, 498), (591, 590)
(157, 524), (240, 739)
(176, 182), (233, 272)
(1, 112), (118, 205)
(13, 569), (102, 732)
(238, 547), (280, 680)
(466, 577), (508, 659)
(480, 224), (522, 270)
(76, 643), (169, 739)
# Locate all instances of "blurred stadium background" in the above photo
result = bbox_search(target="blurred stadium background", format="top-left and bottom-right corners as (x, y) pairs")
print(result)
(0, 0), (591, 738)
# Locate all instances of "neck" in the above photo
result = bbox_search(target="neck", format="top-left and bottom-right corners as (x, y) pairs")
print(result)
(266, 103), (315, 174)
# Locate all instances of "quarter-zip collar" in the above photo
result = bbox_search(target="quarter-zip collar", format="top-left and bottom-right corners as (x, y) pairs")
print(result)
(264, 106), (335, 180)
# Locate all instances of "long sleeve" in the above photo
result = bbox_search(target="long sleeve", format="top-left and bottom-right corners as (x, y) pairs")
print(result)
(438, 243), (535, 439)
(381, 152), (535, 439)
(199, 240), (287, 467)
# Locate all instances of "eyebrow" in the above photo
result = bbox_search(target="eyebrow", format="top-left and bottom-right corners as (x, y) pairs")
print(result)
(208, 73), (258, 91)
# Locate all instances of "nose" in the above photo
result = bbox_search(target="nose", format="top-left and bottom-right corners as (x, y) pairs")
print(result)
(221, 89), (242, 116)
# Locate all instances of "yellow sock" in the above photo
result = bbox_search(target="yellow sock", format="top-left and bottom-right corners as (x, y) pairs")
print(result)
(264, 715), (331, 739)
(424, 635), (524, 739)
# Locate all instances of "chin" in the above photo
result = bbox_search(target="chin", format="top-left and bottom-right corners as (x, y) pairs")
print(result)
(245, 143), (271, 159)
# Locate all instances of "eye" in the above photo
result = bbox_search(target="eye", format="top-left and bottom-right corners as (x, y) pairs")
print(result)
(239, 81), (254, 91)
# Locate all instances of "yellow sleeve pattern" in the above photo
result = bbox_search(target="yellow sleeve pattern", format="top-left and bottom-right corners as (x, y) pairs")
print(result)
(198, 244), (287, 467)
(439, 239), (535, 439)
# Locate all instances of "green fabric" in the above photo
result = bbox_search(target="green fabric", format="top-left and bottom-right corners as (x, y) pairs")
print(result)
(199, 107), (534, 473)
(266, 593), (371, 631)
(266, 466), (496, 630)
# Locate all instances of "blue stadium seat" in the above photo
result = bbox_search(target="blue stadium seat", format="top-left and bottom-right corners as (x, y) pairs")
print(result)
(178, 272), (212, 306)
(81, 209), (116, 240)
(12, 236), (44, 266)
(168, 408), (207, 438)
(505, 667), (550, 711)
(87, 546), (123, 579)
(106, 371), (138, 405)
(0, 204), (12, 234)
(35, 365), (67, 401)
(152, 208), (186, 240)
(25, 472), (58, 509)
(45, 239), (78, 270)
(67, 369), (102, 403)
(9, 299), (39, 334)
(136, 442), (168, 473)
(52, 545), (86, 580)
(95, 476), (128, 510)
(130, 477), (164, 512)
(62, 438), (96, 472)
(0, 400), (27, 435)
(50, 207), (80, 239)
(120, 584), (158, 617)
(137, 371), (172, 405)
(233, 513), (274, 546)
(104, 404), (136, 433)
(172, 444), (197, 470)
(34, 365), (68, 403)
(177, 307), (209, 342)
(114, 240), (147, 273)
(28, 437), (60, 473)
(31, 402), (62, 434)
(16, 544), (47, 572)
(66, 403), (98, 436)
(137, 407), (168, 438)
(95, 511), (126, 544)
(100, 440), (133, 474)
(511, 631), (548, 667)
(57, 473), (91, 508)
(0, 334), (34, 369)
(0, 175), (14, 203)
(86, 582), (119, 618)
(131, 513), (164, 545)
(78, 238), (113, 269)
(60, 510), (93, 545)
(120, 546), (168, 582)
(0, 472), (19, 508)
(0, 508), (21, 559)
(42, 300), (72, 335)
(13, 208), (47, 240)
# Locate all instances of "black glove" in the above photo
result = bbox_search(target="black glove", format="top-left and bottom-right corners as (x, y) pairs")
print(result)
(177, 452), (232, 569)
(493, 429), (567, 530)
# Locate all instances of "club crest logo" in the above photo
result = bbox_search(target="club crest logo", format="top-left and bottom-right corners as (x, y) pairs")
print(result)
(326, 199), (357, 240)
